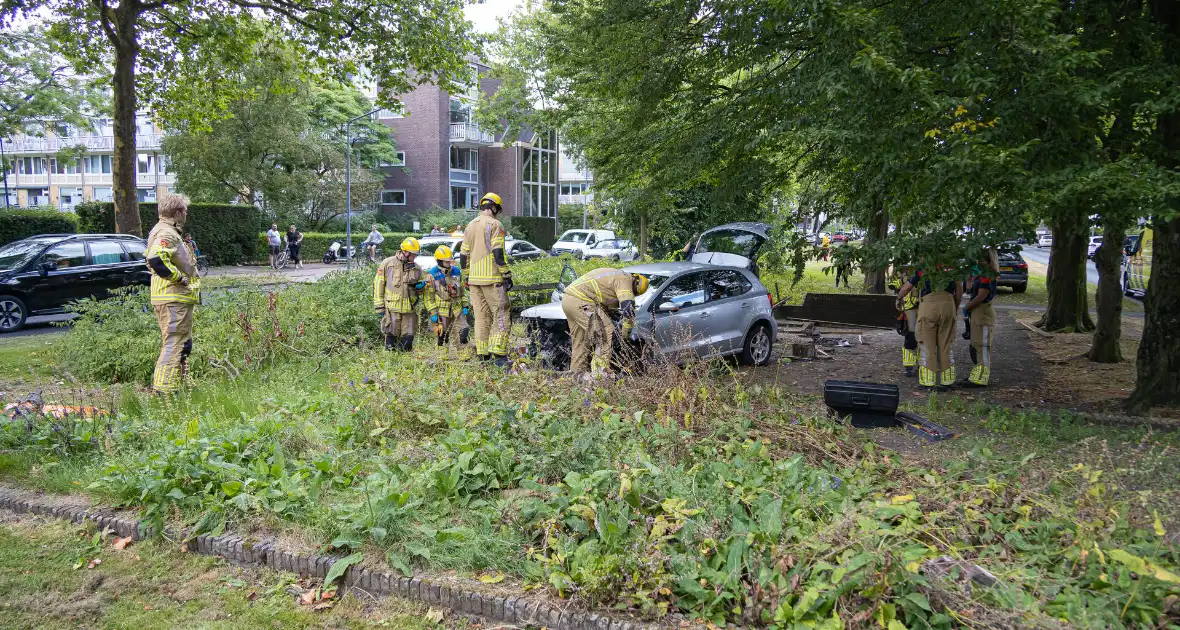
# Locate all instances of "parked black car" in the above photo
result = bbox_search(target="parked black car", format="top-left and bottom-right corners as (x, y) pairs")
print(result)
(996, 249), (1029, 293)
(0, 234), (152, 332)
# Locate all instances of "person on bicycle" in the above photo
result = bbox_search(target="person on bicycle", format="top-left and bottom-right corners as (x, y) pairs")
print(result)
(362, 224), (384, 262)
(285, 225), (304, 269)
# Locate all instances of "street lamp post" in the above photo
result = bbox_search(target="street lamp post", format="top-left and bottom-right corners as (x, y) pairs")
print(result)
(345, 107), (383, 270)
(0, 137), (10, 209)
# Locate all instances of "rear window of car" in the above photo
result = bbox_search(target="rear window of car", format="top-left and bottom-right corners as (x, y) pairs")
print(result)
(706, 270), (753, 300)
(695, 229), (763, 259)
(89, 240), (127, 264)
(122, 239), (147, 261)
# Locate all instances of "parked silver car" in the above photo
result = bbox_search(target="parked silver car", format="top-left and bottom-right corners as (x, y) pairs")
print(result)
(521, 261), (778, 370)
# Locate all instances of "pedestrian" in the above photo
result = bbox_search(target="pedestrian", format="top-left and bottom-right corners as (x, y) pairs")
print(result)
(820, 233), (831, 261)
(285, 225), (304, 269)
(145, 193), (200, 394)
(429, 224), (443, 236)
(894, 265), (920, 377)
(450, 224), (464, 237)
(561, 268), (650, 379)
(363, 224), (385, 262)
(183, 233), (200, 257)
(834, 246), (851, 288)
(460, 192), (512, 366)
(897, 265), (963, 390)
(373, 237), (426, 351)
(424, 245), (469, 348)
(962, 249), (1000, 388)
(266, 223), (282, 268)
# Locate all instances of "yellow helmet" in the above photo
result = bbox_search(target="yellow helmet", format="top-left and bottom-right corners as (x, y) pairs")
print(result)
(400, 237), (421, 254)
(434, 245), (454, 261)
(479, 192), (502, 209)
(632, 274), (650, 296)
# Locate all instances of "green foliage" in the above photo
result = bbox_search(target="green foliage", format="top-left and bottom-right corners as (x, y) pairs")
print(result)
(255, 232), (417, 263)
(0, 24), (103, 137)
(0, 209), (78, 246)
(76, 202), (262, 264)
(506, 216), (557, 250)
(163, 39), (399, 231)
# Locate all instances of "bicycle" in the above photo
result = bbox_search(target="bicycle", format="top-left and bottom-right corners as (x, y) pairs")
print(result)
(196, 255), (210, 277)
(275, 249), (291, 270)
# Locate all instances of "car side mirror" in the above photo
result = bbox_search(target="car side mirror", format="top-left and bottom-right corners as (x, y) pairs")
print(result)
(39, 261), (57, 274)
(656, 301), (679, 313)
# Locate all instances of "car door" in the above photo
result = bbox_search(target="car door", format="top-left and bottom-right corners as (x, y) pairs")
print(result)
(119, 239), (152, 289)
(649, 272), (710, 358)
(85, 239), (131, 299)
(30, 241), (90, 311)
(702, 269), (756, 354)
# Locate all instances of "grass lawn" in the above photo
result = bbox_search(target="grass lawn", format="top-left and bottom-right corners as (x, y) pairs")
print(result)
(0, 516), (450, 629)
(0, 334), (65, 383)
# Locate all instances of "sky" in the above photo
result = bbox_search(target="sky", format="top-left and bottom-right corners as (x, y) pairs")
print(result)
(464, 0), (524, 34)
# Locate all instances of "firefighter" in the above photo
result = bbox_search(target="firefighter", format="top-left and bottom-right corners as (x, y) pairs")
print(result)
(145, 193), (200, 394)
(373, 237), (426, 352)
(460, 193), (512, 366)
(897, 266), (963, 389)
(893, 266), (920, 377)
(424, 245), (469, 348)
(962, 249), (1000, 387)
(561, 268), (650, 378)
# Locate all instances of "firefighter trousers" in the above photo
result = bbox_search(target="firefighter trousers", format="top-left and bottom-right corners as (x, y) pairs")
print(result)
(917, 292), (956, 386)
(901, 308), (918, 367)
(153, 303), (194, 393)
(968, 302), (996, 385)
(434, 309), (469, 346)
(562, 295), (612, 375)
(380, 310), (417, 337)
(470, 283), (510, 356)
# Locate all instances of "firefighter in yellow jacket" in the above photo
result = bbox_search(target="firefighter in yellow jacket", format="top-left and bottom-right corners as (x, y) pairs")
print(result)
(561, 268), (650, 378)
(894, 266), (920, 377)
(373, 237), (426, 352)
(460, 193), (512, 366)
(145, 193), (200, 393)
(898, 266), (964, 389)
(423, 245), (469, 348)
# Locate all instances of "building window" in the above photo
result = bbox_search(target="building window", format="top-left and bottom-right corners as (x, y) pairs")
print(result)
(137, 155), (155, 174)
(50, 158), (79, 175)
(449, 98), (472, 124)
(521, 130), (558, 218)
(137, 188), (157, 203)
(93, 187), (113, 202)
(380, 151), (406, 167)
(60, 187), (83, 208)
(380, 190), (406, 207)
(450, 186), (478, 211)
(86, 155), (112, 175)
(18, 157), (46, 175)
(449, 146), (477, 171)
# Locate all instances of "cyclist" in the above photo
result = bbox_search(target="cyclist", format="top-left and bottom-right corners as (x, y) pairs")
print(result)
(362, 224), (384, 262)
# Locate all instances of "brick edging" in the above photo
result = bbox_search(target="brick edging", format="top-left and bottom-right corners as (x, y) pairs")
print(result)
(0, 487), (652, 630)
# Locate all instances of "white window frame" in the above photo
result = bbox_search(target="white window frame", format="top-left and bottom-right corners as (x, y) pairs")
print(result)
(380, 151), (406, 167)
(380, 189), (406, 206)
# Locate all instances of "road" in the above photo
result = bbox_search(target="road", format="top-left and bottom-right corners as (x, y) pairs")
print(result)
(1020, 246), (1100, 285)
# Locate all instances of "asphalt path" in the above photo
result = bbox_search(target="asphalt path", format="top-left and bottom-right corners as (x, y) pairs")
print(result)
(1020, 245), (1100, 285)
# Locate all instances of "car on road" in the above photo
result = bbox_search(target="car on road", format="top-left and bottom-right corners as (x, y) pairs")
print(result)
(521, 261), (777, 371)
(0, 234), (152, 332)
(996, 248), (1029, 293)
(582, 239), (637, 262)
(549, 229), (616, 258)
(1037, 233), (1053, 248)
(506, 239), (548, 262)
(413, 235), (545, 269)
(1087, 235), (1103, 259)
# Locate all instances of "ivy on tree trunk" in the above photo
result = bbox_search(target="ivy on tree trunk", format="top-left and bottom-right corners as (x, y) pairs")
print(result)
(1088, 219), (1127, 363)
(1039, 215), (1094, 333)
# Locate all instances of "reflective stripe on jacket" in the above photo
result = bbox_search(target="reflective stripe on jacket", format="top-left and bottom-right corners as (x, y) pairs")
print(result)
(565, 268), (635, 310)
(146, 219), (199, 305)
(461, 215), (508, 285)
(373, 255), (422, 313)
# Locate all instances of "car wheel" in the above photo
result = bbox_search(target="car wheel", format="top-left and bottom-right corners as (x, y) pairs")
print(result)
(0, 295), (28, 333)
(739, 322), (773, 366)
(1013, 283), (1027, 294)
(611, 255), (619, 262)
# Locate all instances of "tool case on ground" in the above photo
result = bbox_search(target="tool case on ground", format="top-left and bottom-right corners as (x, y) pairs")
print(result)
(823, 380), (900, 428)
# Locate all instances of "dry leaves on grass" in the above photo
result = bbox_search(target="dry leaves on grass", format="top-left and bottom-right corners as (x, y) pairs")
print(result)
(112, 536), (132, 550)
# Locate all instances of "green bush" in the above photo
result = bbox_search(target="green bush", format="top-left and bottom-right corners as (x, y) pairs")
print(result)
(508, 216), (558, 250)
(255, 231), (418, 263)
(0, 209), (78, 246)
(76, 202), (262, 265)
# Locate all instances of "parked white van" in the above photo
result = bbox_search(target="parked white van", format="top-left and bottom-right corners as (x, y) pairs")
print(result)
(550, 229), (616, 258)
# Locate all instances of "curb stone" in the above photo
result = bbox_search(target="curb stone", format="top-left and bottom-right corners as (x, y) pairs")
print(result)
(0, 487), (656, 629)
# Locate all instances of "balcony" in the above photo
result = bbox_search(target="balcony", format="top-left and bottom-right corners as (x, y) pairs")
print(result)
(559, 193), (594, 205)
(2, 133), (165, 154)
(449, 123), (494, 148)
(0, 171), (176, 189)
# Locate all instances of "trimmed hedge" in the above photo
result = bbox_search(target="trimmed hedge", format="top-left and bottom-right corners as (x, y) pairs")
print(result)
(77, 202), (263, 265)
(255, 231), (418, 263)
(0, 209), (78, 246)
(508, 216), (558, 250)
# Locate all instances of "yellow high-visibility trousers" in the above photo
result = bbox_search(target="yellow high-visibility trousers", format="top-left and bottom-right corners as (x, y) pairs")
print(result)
(153, 303), (194, 393)
(916, 293), (956, 386)
(562, 295), (612, 374)
(470, 283), (509, 356)
(968, 302), (996, 385)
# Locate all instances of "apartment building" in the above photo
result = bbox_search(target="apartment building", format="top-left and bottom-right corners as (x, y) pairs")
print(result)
(558, 149), (594, 205)
(375, 61), (559, 226)
(0, 114), (176, 210)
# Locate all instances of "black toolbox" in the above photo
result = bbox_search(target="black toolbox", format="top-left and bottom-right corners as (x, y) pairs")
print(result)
(823, 380), (900, 428)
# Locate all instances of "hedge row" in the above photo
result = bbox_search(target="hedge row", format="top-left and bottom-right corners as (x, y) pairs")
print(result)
(77, 202), (263, 265)
(255, 232), (418, 263)
(508, 216), (558, 251)
(0, 209), (79, 246)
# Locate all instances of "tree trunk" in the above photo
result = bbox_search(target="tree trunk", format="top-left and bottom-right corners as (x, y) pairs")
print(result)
(1038, 214), (1095, 332)
(111, 9), (142, 236)
(1088, 219), (1127, 363)
(1130, 0), (1180, 411)
(638, 213), (648, 261)
(861, 195), (888, 294)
